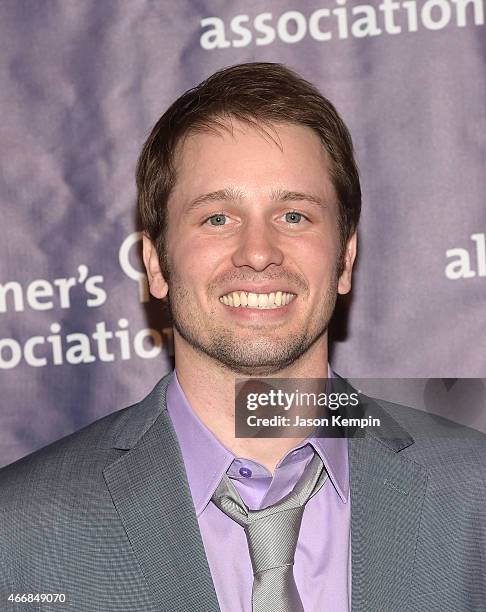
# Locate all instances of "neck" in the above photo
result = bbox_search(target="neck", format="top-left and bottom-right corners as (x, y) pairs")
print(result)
(173, 333), (329, 473)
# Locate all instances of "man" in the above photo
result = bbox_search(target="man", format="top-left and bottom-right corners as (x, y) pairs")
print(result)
(0, 63), (485, 612)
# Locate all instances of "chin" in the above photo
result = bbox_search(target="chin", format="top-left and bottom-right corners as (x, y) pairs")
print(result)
(207, 341), (310, 376)
(216, 359), (297, 377)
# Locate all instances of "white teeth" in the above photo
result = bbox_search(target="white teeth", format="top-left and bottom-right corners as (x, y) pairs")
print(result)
(219, 290), (295, 309)
(258, 293), (268, 308)
(248, 293), (258, 308)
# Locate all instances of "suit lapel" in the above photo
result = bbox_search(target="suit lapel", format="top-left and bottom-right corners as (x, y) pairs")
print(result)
(103, 376), (220, 612)
(349, 397), (427, 612)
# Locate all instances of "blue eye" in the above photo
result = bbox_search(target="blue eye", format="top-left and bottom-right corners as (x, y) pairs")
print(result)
(208, 214), (227, 226)
(285, 212), (303, 223)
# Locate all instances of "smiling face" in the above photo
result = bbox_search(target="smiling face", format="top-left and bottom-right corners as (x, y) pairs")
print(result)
(144, 119), (357, 376)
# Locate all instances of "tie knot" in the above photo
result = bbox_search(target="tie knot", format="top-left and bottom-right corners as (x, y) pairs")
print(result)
(245, 506), (305, 574)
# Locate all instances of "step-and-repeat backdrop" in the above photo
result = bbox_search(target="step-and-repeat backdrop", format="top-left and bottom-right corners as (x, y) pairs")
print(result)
(1, 1), (485, 467)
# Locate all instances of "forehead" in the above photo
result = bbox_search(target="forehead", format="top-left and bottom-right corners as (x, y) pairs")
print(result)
(170, 119), (337, 204)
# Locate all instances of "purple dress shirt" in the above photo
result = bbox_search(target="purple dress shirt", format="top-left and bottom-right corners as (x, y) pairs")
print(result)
(166, 371), (351, 612)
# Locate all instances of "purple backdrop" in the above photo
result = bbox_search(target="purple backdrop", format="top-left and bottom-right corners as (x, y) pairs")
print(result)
(1, 0), (485, 466)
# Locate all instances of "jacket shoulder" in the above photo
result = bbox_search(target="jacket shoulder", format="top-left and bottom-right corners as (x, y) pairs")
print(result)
(372, 396), (486, 469)
(0, 374), (171, 512)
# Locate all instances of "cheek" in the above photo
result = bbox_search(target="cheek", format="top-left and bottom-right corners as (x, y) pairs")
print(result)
(292, 233), (340, 273)
(171, 235), (227, 285)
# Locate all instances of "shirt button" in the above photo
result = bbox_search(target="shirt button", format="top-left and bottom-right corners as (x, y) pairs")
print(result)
(239, 467), (252, 478)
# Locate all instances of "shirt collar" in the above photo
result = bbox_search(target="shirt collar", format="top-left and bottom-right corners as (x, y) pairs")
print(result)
(308, 365), (349, 503)
(166, 368), (349, 516)
(166, 372), (235, 516)
(306, 436), (349, 503)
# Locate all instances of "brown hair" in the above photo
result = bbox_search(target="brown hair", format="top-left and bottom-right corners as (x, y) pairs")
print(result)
(136, 62), (361, 268)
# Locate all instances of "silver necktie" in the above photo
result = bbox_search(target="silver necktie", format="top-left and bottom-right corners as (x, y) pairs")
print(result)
(212, 452), (328, 612)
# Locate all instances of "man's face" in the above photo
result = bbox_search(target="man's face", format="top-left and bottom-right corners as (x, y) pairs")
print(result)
(144, 120), (356, 375)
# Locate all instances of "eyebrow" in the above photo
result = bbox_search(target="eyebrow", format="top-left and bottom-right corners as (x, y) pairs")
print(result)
(185, 187), (245, 212)
(271, 188), (325, 207)
(185, 187), (326, 212)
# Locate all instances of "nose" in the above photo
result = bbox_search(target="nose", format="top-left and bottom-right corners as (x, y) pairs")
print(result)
(231, 218), (284, 271)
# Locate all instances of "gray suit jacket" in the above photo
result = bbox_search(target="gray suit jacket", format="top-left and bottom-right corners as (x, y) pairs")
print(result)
(1, 373), (485, 611)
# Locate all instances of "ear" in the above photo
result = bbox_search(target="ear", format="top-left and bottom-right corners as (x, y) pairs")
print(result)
(337, 232), (357, 295)
(142, 234), (168, 299)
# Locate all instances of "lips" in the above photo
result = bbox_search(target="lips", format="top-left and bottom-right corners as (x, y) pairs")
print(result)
(219, 290), (296, 309)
